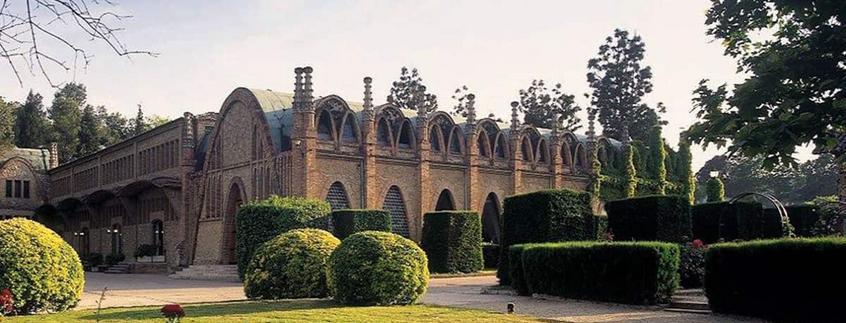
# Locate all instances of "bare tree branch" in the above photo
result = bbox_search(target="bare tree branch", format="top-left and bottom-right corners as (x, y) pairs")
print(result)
(0, 0), (156, 87)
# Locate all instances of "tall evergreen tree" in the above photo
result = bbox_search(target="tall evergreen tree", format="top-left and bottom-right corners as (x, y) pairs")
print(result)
(646, 126), (667, 194)
(49, 83), (86, 163)
(77, 105), (101, 157)
(624, 144), (638, 198)
(0, 97), (17, 151)
(517, 80), (582, 130)
(387, 67), (438, 113)
(96, 106), (131, 146)
(678, 138), (696, 205)
(132, 104), (150, 136)
(587, 29), (666, 141)
(14, 91), (51, 148)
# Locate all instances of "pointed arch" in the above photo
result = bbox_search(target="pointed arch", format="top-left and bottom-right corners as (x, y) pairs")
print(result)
(382, 186), (409, 238)
(435, 189), (455, 211)
(325, 181), (351, 210)
(536, 138), (550, 164)
(317, 109), (335, 141)
(477, 130), (491, 157)
(481, 193), (501, 243)
(448, 127), (464, 155)
(396, 120), (416, 150)
(376, 118), (393, 148)
(429, 125), (444, 153)
(339, 113), (360, 144)
(521, 136), (533, 161)
(222, 178), (245, 264)
(494, 132), (508, 159)
(574, 143), (587, 171)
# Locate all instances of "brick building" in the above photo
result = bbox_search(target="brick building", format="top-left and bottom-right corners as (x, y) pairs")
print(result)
(47, 67), (620, 271)
(1, 144), (57, 219)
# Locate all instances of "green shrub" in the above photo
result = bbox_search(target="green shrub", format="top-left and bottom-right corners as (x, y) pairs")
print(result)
(0, 218), (84, 313)
(519, 241), (679, 305)
(236, 196), (331, 278)
(481, 243), (499, 268)
(329, 231), (428, 305)
(605, 195), (691, 243)
(692, 201), (789, 243)
(331, 209), (391, 239)
(507, 244), (531, 296)
(497, 189), (593, 285)
(105, 253), (125, 266)
(705, 177), (724, 202)
(678, 240), (706, 288)
(592, 215), (609, 239)
(705, 238), (846, 321)
(809, 196), (845, 236)
(244, 229), (340, 299)
(134, 244), (157, 258)
(780, 205), (819, 237)
(421, 211), (483, 274)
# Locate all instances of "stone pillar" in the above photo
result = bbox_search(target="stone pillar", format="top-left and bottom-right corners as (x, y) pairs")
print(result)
(465, 95), (481, 211)
(361, 77), (379, 208)
(416, 87), (432, 222)
(551, 112), (564, 188)
(179, 113), (196, 267)
(509, 101), (523, 195)
(291, 67), (317, 198)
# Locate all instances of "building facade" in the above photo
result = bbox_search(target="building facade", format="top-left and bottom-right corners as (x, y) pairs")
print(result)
(47, 67), (619, 270)
(1, 145), (56, 219)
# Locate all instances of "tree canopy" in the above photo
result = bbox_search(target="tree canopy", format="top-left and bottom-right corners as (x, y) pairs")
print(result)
(387, 67), (438, 113)
(517, 80), (581, 130)
(0, 97), (17, 151)
(14, 91), (50, 148)
(687, 0), (846, 167)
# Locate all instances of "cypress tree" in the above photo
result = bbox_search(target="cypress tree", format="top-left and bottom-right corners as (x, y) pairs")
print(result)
(678, 139), (695, 204)
(647, 126), (667, 194)
(624, 144), (637, 198)
(77, 105), (101, 157)
(49, 83), (86, 163)
(14, 91), (51, 148)
(706, 177), (725, 202)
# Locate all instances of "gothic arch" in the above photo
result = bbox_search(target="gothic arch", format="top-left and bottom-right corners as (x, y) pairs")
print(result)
(536, 138), (550, 164)
(382, 185), (410, 238)
(476, 129), (491, 157)
(447, 127), (465, 155)
(429, 125), (444, 154)
(481, 192), (501, 243)
(317, 109), (336, 141)
(395, 119), (416, 150)
(222, 177), (246, 264)
(338, 112), (361, 144)
(325, 181), (351, 210)
(376, 117), (394, 148)
(204, 88), (282, 171)
(434, 189), (455, 211)
(521, 136), (533, 161)
(493, 132), (509, 160)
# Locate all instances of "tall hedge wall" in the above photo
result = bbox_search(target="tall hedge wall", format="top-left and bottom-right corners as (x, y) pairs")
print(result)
(705, 238), (846, 321)
(235, 196), (331, 279)
(692, 201), (789, 243)
(421, 211), (483, 274)
(605, 195), (691, 243)
(516, 241), (680, 305)
(331, 209), (391, 239)
(779, 205), (818, 237)
(496, 189), (594, 285)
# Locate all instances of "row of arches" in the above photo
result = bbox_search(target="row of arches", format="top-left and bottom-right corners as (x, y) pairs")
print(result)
(323, 182), (501, 243)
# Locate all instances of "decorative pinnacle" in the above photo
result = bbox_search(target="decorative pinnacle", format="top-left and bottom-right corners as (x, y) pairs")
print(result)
(417, 85), (428, 120)
(587, 107), (597, 143)
(466, 93), (476, 125)
(552, 111), (562, 136)
(510, 101), (520, 130)
(303, 66), (314, 103)
(363, 76), (373, 114)
(294, 67), (304, 110)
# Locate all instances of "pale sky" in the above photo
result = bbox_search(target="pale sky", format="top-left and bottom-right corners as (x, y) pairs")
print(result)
(0, 0), (815, 170)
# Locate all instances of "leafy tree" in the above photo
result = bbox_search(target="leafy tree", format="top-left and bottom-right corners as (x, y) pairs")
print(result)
(587, 29), (666, 141)
(450, 85), (472, 118)
(686, 0), (846, 167)
(517, 80), (581, 130)
(0, 97), (17, 151)
(77, 105), (101, 157)
(96, 106), (132, 146)
(49, 83), (86, 163)
(147, 115), (171, 128)
(706, 177), (725, 202)
(14, 91), (51, 148)
(387, 67), (438, 113)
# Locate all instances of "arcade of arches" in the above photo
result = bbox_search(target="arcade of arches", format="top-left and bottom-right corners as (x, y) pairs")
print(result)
(45, 67), (618, 270)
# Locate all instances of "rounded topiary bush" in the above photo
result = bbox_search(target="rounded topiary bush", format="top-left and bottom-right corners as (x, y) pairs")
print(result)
(0, 218), (84, 314)
(244, 229), (340, 299)
(329, 231), (429, 305)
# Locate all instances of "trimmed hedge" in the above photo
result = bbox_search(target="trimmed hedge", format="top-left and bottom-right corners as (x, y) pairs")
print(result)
(329, 231), (429, 305)
(481, 243), (499, 268)
(244, 229), (340, 299)
(605, 195), (691, 243)
(421, 211), (483, 274)
(593, 215), (609, 239)
(780, 205), (818, 237)
(497, 189), (594, 285)
(0, 218), (84, 314)
(235, 196), (331, 278)
(507, 244), (531, 296)
(331, 209), (391, 239)
(705, 238), (846, 321)
(517, 241), (679, 305)
(692, 201), (788, 243)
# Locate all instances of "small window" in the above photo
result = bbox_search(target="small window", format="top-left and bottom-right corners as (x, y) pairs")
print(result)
(13, 180), (21, 198)
(23, 181), (30, 199)
(4, 180), (11, 197)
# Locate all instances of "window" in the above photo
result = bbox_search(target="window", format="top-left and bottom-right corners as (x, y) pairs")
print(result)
(23, 181), (30, 199)
(13, 180), (21, 198)
(4, 180), (11, 197)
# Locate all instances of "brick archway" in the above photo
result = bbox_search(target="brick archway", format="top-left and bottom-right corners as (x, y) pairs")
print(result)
(221, 178), (245, 264)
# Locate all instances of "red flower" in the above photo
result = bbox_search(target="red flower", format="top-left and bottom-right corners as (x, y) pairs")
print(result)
(692, 239), (705, 249)
(161, 303), (185, 318)
(0, 288), (14, 315)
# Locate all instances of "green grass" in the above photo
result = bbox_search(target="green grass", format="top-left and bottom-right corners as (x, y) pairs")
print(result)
(4, 299), (542, 322)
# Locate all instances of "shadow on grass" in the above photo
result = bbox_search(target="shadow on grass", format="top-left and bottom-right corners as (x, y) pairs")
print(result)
(78, 299), (344, 321)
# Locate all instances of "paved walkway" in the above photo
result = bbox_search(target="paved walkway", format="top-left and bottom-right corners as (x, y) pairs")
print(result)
(80, 273), (762, 323)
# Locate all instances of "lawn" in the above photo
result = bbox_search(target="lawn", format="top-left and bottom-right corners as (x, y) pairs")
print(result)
(3, 299), (542, 322)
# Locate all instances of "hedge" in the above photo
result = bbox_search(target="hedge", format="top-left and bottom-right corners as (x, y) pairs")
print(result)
(497, 189), (593, 285)
(605, 195), (691, 243)
(244, 229), (340, 299)
(331, 209), (391, 239)
(705, 238), (846, 321)
(517, 241), (679, 305)
(692, 201), (789, 243)
(235, 196), (331, 278)
(421, 211), (483, 274)
(481, 243), (499, 268)
(778, 205), (818, 237)
(507, 244), (531, 296)
(0, 218), (84, 314)
(329, 231), (428, 305)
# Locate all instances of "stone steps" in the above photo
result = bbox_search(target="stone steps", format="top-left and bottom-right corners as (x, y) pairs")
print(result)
(666, 289), (710, 314)
(103, 263), (132, 274)
(169, 265), (240, 282)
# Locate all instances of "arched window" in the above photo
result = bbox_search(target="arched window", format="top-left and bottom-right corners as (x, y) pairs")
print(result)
(449, 128), (462, 155)
(317, 110), (334, 141)
(537, 140), (549, 164)
(377, 119), (392, 147)
(477, 133), (490, 157)
(435, 189), (455, 211)
(481, 193), (501, 243)
(397, 121), (413, 149)
(382, 186), (409, 238)
(521, 137), (533, 161)
(151, 220), (164, 256)
(325, 181), (350, 210)
(429, 127), (442, 152)
(495, 134), (507, 159)
(340, 114), (358, 144)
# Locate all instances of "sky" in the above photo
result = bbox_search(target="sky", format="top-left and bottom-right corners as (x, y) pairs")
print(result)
(0, 0), (815, 170)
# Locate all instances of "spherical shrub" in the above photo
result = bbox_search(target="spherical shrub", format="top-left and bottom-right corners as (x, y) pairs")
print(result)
(0, 218), (84, 313)
(244, 228), (340, 299)
(329, 231), (429, 305)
